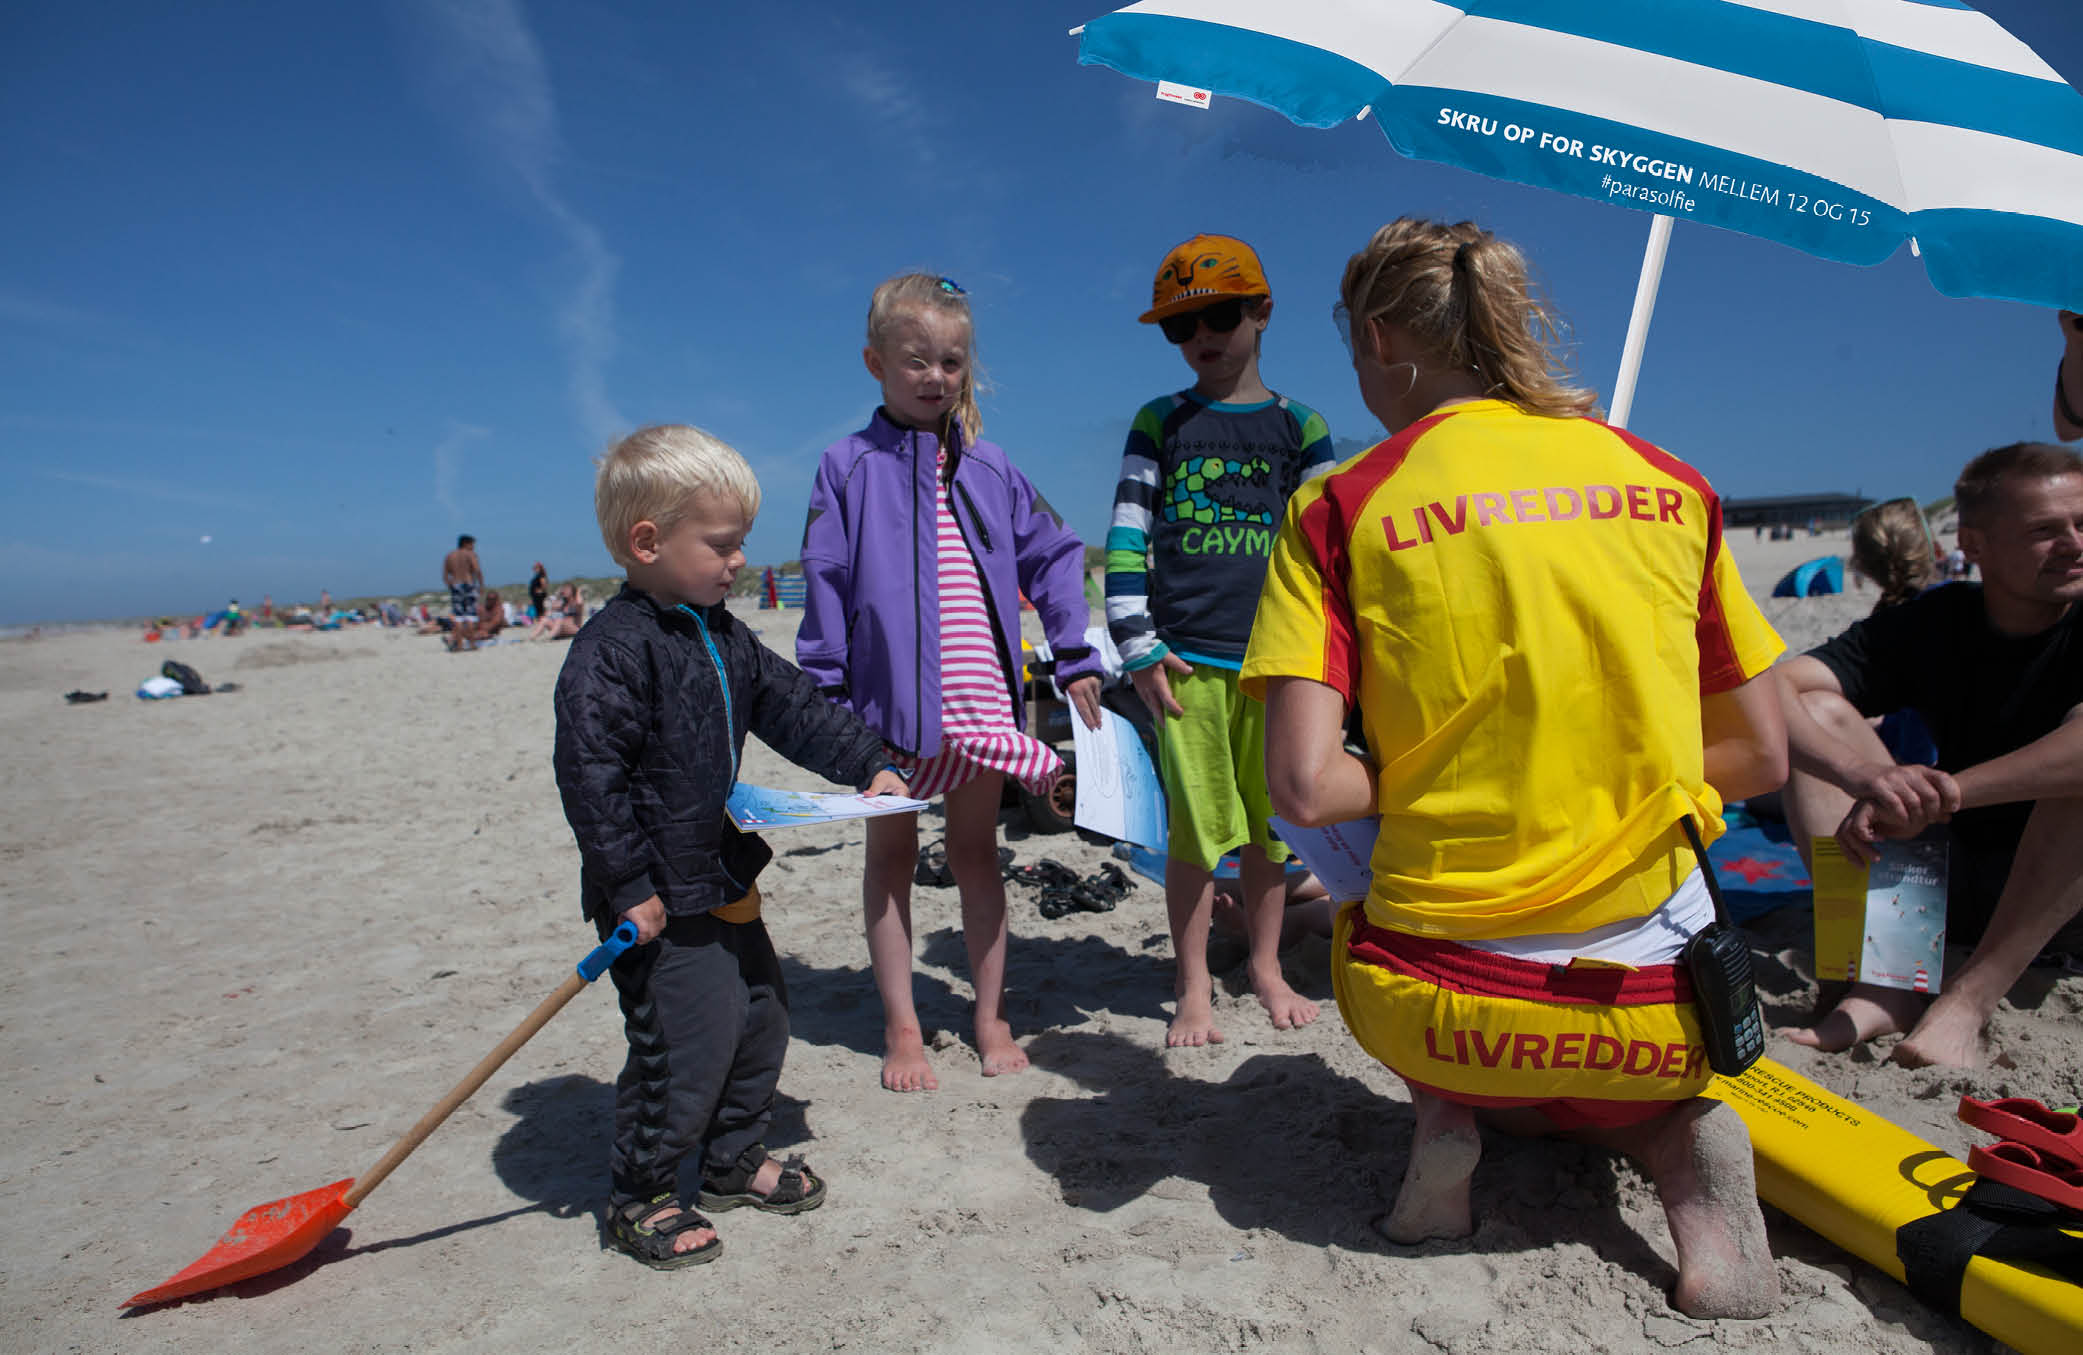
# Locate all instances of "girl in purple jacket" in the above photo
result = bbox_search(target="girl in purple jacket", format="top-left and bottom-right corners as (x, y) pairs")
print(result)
(799, 274), (1104, 1092)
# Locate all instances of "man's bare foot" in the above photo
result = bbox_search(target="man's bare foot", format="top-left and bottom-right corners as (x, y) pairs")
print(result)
(1785, 982), (1925, 1053)
(1638, 1100), (1780, 1319)
(881, 1025), (938, 1092)
(1167, 992), (1225, 1047)
(1378, 1103), (1480, 1243)
(1891, 994), (1999, 1069)
(1249, 964), (1320, 1030)
(976, 1017), (1029, 1077)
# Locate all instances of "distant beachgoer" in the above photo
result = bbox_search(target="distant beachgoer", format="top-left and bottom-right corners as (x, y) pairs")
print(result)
(443, 534), (481, 635)
(2055, 310), (2081, 441)
(553, 423), (907, 1268)
(318, 589), (332, 616)
(1248, 216), (1785, 1317)
(797, 272), (1103, 1091)
(529, 562), (549, 618)
(260, 594), (274, 623)
(1848, 498), (1939, 612)
(531, 583), (586, 640)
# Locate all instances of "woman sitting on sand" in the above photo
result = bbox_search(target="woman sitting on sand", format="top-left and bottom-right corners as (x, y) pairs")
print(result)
(529, 584), (586, 641)
(1242, 217), (1788, 1318)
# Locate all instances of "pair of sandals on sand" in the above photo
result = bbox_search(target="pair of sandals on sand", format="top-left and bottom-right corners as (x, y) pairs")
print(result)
(608, 1144), (826, 1270)
(1961, 1095), (2083, 1214)
(1007, 859), (1136, 919)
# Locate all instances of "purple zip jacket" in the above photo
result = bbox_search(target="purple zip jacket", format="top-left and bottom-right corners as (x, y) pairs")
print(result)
(797, 408), (1101, 758)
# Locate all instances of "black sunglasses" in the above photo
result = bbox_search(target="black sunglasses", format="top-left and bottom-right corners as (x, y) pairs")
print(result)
(1159, 297), (1253, 345)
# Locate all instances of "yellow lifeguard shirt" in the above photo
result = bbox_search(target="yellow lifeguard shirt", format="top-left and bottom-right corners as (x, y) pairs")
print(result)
(1240, 400), (1782, 940)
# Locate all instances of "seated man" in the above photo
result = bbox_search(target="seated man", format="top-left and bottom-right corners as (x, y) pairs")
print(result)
(1780, 442), (2083, 1067)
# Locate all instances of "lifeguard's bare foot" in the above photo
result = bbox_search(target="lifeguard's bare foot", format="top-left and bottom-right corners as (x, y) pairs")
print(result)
(1249, 963), (1320, 1029)
(881, 1025), (938, 1092)
(1378, 1098), (1480, 1244)
(1642, 1100), (1780, 1319)
(1785, 982), (1925, 1053)
(976, 1017), (1029, 1077)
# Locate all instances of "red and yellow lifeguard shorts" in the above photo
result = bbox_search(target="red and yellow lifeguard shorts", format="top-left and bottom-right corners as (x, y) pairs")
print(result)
(1333, 905), (1711, 1129)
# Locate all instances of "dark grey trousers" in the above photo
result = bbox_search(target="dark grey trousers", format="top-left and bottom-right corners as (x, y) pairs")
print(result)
(599, 910), (789, 1209)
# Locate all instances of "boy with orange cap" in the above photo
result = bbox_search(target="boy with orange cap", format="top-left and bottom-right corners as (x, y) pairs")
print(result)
(1106, 234), (1337, 1047)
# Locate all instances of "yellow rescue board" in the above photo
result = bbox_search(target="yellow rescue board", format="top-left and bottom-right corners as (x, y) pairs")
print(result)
(1708, 1057), (2083, 1355)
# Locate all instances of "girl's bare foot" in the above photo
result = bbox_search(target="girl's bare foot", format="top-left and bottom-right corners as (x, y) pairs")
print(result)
(881, 1024), (938, 1092)
(1248, 962), (1320, 1030)
(1167, 991), (1224, 1047)
(1379, 1096), (1480, 1243)
(1785, 982), (1925, 1053)
(976, 1016), (1029, 1076)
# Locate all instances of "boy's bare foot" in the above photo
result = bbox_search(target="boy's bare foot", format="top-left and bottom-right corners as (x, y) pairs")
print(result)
(1248, 963), (1320, 1030)
(1636, 1100), (1780, 1319)
(976, 1017), (1029, 1077)
(1379, 1097), (1480, 1243)
(881, 1025), (938, 1092)
(1785, 982), (1925, 1053)
(1167, 992), (1224, 1047)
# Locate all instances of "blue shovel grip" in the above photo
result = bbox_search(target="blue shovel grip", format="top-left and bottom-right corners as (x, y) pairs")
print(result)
(576, 920), (640, 982)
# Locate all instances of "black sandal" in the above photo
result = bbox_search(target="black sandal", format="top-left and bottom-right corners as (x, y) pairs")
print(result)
(914, 839), (955, 888)
(698, 1145), (827, 1215)
(609, 1193), (722, 1269)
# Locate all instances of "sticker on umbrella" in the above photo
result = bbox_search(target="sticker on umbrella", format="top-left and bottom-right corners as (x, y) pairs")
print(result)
(1155, 79), (1210, 109)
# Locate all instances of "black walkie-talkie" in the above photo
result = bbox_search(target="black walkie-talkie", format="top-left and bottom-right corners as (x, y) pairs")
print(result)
(1679, 815), (1765, 1076)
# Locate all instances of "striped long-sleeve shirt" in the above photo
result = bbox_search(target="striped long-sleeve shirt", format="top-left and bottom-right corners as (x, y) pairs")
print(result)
(1105, 391), (1334, 671)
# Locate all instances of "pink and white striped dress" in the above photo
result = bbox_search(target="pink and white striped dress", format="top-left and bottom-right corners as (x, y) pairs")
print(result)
(897, 451), (1062, 799)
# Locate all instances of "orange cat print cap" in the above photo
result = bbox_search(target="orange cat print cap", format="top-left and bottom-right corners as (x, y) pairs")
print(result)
(1139, 234), (1270, 323)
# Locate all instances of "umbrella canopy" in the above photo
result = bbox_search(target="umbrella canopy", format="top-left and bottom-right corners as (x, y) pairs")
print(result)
(1075, 1), (2083, 313)
(1076, 1), (2083, 422)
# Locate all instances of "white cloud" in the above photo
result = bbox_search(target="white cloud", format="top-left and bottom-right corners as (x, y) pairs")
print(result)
(433, 421), (491, 517)
(405, 0), (629, 443)
(34, 468), (260, 512)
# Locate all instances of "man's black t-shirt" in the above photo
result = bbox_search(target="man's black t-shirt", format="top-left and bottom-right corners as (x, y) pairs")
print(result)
(1808, 582), (2083, 938)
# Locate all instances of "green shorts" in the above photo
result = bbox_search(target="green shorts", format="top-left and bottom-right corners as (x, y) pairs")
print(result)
(1156, 663), (1291, 872)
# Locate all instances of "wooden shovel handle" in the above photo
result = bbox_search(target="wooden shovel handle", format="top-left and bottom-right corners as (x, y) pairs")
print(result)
(342, 921), (637, 1211)
(343, 971), (586, 1209)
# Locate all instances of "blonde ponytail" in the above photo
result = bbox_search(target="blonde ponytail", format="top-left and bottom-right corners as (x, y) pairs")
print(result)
(1341, 218), (1597, 420)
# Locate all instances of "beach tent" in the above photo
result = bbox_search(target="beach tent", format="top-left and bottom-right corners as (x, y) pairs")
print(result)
(1773, 556), (1844, 598)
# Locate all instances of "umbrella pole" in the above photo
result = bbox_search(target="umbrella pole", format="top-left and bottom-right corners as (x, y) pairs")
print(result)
(1608, 213), (1674, 430)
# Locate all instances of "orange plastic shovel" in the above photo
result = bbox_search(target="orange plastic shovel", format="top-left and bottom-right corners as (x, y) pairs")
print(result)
(125, 920), (638, 1307)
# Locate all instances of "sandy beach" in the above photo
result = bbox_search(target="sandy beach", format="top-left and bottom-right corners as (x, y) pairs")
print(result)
(5, 528), (2078, 1355)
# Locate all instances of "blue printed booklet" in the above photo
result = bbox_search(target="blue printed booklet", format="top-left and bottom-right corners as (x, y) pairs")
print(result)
(725, 783), (928, 831)
(1070, 708), (1169, 852)
(1270, 815), (1380, 903)
(1811, 830), (1949, 993)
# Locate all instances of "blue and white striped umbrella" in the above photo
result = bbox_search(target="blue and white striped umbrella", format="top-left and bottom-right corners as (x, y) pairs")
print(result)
(1075, 0), (2083, 404)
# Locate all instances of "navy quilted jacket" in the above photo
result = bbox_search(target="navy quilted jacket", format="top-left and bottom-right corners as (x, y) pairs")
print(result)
(554, 585), (886, 920)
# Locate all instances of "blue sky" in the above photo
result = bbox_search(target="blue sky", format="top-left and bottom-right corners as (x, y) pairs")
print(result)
(4, 1), (2079, 625)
